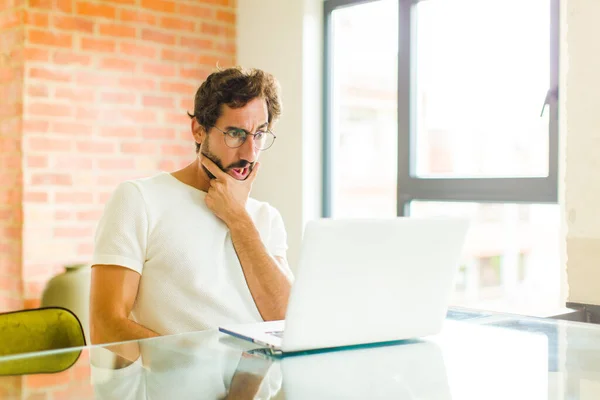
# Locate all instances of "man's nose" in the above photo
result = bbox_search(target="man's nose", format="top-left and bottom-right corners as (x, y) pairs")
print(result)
(238, 135), (258, 161)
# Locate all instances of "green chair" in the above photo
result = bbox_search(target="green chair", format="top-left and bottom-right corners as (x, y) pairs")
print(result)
(0, 307), (86, 375)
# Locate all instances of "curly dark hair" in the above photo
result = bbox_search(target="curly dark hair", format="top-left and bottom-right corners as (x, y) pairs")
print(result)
(188, 66), (282, 153)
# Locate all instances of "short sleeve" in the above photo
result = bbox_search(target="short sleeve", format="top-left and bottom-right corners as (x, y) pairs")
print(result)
(267, 207), (288, 259)
(92, 181), (148, 274)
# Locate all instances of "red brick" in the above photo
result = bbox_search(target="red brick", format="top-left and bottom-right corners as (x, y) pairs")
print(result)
(165, 112), (190, 125)
(74, 71), (116, 86)
(161, 49), (197, 64)
(141, 29), (176, 45)
(120, 141), (157, 154)
(180, 97), (193, 112)
(97, 174), (126, 186)
(104, 0), (135, 4)
(141, 0), (175, 13)
(98, 125), (137, 138)
(53, 51), (92, 65)
(215, 41), (236, 54)
(27, 84), (49, 97)
(56, 210), (73, 220)
(26, 155), (48, 168)
(161, 82), (196, 95)
(76, 210), (102, 221)
(143, 95), (174, 108)
(28, 29), (72, 48)
(105, 109), (157, 124)
(180, 36), (213, 50)
(141, 62), (176, 77)
(99, 23), (137, 38)
(0, 103), (22, 119)
(50, 122), (89, 136)
(97, 158), (135, 169)
(23, 298), (41, 310)
(0, 277), (20, 293)
(100, 91), (137, 105)
(119, 42), (156, 59)
(0, 9), (22, 30)
(119, 9), (157, 25)
(28, 67), (70, 82)
(180, 66), (211, 80)
(24, 11), (49, 28)
(75, 106), (98, 120)
(198, 54), (224, 66)
(75, 141), (116, 153)
(76, 1), (116, 19)
(53, 156), (93, 169)
(53, 15), (95, 33)
(216, 10), (235, 24)
(142, 127), (176, 140)
(161, 144), (191, 156)
(29, 0), (53, 9)
(24, 47), (50, 62)
(27, 102), (73, 118)
(56, 0), (73, 12)
(80, 37), (116, 53)
(27, 137), (71, 152)
(31, 0), (73, 12)
(99, 57), (137, 71)
(23, 192), (48, 203)
(55, 192), (94, 204)
(55, 87), (95, 102)
(177, 4), (214, 18)
(118, 77), (156, 90)
(97, 192), (113, 204)
(54, 226), (94, 238)
(0, 155), (20, 169)
(160, 17), (195, 32)
(31, 173), (72, 186)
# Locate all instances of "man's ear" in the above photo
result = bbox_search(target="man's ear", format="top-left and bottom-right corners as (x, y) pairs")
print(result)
(191, 118), (205, 146)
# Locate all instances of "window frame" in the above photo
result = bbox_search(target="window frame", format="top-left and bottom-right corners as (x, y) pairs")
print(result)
(322, 0), (560, 217)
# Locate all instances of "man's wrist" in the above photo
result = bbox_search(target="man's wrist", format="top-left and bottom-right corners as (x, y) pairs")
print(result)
(226, 208), (253, 231)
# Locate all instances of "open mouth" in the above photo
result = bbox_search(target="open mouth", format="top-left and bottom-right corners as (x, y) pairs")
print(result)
(229, 167), (249, 180)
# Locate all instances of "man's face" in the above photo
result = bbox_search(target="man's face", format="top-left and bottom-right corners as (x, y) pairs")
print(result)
(193, 97), (268, 181)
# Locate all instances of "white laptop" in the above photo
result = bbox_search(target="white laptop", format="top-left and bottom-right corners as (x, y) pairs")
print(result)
(219, 217), (469, 354)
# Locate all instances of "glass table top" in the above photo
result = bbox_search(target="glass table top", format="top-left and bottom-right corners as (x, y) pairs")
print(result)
(1, 308), (599, 399)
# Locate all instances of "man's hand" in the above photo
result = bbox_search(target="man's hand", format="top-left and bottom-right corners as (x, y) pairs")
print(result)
(201, 157), (260, 226)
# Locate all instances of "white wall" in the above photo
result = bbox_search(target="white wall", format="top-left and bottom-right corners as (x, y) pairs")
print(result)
(563, 0), (600, 306)
(237, 0), (323, 270)
(238, 0), (600, 306)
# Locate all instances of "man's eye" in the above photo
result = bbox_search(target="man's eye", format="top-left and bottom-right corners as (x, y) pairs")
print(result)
(228, 130), (245, 139)
(255, 131), (264, 140)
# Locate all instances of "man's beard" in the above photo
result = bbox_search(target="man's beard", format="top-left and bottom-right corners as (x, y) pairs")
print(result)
(200, 138), (254, 180)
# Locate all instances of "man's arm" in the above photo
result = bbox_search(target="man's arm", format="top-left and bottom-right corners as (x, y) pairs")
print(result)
(90, 264), (160, 346)
(201, 158), (292, 321)
(228, 213), (292, 321)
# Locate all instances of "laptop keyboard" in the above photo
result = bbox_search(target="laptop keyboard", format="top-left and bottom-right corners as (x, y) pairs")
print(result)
(266, 330), (284, 338)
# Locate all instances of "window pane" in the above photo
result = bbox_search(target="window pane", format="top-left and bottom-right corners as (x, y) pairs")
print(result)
(410, 201), (561, 315)
(330, 0), (398, 218)
(414, 0), (551, 178)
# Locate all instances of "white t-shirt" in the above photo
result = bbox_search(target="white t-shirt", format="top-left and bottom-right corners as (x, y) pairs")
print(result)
(92, 172), (291, 335)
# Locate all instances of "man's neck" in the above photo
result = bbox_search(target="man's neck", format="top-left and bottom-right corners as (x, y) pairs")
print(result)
(172, 158), (211, 193)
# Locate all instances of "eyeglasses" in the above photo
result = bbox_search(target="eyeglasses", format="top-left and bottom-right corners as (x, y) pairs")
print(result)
(213, 126), (276, 151)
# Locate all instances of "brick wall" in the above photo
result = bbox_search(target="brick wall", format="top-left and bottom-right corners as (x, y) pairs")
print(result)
(8, 0), (235, 311)
(1, 0), (236, 397)
(0, 0), (25, 312)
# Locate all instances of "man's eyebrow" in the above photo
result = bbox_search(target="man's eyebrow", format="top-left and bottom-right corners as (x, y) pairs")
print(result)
(224, 122), (268, 133)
